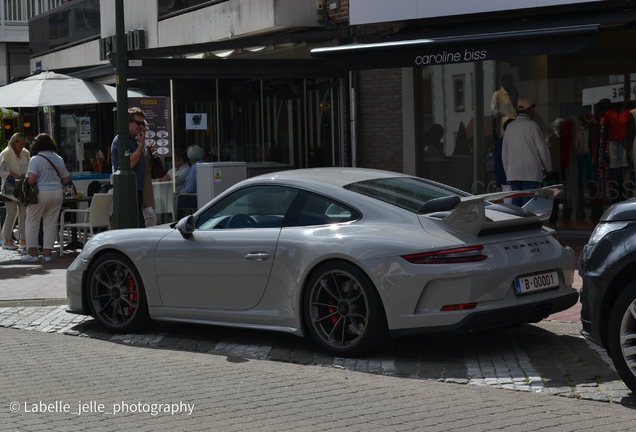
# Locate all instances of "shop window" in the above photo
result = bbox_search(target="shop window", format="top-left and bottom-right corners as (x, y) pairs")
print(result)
(171, 77), (345, 170)
(453, 75), (465, 112)
(415, 44), (636, 234)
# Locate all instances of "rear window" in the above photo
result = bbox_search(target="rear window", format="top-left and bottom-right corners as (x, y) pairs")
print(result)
(344, 177), (464, 213)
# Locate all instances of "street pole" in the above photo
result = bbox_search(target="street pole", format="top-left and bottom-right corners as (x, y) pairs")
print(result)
(113, 0), (138, 229)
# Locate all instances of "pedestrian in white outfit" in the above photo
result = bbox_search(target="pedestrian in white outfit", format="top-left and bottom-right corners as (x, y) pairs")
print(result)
(0, 133), (30, 251)
(22, 134), (71, 262)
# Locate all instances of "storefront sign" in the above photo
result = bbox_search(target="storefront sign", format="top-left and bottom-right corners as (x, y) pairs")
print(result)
(185, 113), (208, 130)
(415, 49), (488, 66)
(313, 28), (598, 71)
(129, 97), (172, 158)
(79, 117), (91, 143)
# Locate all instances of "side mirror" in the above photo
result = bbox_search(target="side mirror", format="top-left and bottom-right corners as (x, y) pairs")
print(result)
(176, 215), (195, 239)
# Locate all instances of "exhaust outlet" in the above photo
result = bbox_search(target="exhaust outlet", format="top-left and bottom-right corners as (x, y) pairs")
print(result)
(530, 306), (544, 322)
(542, 305), (552, 318)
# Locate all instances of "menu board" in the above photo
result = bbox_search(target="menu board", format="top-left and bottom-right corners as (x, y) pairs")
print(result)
(128, 97), (172, 158)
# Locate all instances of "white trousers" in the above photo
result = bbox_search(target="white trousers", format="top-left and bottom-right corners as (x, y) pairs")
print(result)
(25, 188), (63, 251)
(143, 207), (157, 227)
(2, 199), (26, 244)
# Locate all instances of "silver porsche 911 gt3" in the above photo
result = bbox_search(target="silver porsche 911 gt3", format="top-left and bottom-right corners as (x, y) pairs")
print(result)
(66, 168), (577, 357)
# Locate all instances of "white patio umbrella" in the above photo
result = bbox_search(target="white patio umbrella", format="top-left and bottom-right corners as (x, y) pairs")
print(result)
(0, 71), (122, 174)
(0, 71), (117, 107)
(0, 72), (146, 173)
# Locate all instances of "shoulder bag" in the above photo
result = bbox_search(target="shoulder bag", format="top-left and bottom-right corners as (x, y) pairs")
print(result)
(13, 154), (61, 206)
(0, 177), (15, 202)
(13, 174), (37, 206)
(2, 177), (15, 196)
(150, 155), (167, 179)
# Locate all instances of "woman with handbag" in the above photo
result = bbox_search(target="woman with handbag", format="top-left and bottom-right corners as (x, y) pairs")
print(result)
(0, 133), (30, 251)
(21, 133), (70, 263)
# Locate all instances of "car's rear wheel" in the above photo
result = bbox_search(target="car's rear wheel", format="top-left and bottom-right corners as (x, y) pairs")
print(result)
(608, 280), (636, 393)
(87, 252), (152, 333)
(303, 261), (389, 357)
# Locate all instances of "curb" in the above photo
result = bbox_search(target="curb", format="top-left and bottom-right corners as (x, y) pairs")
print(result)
(0, 298), (67, 307)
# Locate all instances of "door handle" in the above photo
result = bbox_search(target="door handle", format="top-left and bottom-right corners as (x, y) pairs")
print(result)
(244, 252), (270, 261)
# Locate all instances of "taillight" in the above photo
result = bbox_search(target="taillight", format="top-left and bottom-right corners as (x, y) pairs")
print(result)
(402, 245), (487, 264)
(440, 303), (478, 311)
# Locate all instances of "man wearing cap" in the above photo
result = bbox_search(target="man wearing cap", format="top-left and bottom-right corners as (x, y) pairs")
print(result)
(502, 97), (552, 207)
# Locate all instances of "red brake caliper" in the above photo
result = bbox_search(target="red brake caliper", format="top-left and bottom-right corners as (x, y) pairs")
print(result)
(128, 278), (137, 315)
(328, 298), (338, 326)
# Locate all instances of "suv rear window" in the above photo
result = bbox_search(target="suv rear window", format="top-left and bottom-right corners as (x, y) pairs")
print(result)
(344, 177), (464, 213)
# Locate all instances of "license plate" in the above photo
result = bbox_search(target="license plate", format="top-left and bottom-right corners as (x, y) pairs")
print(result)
(514, 271), (559, 295)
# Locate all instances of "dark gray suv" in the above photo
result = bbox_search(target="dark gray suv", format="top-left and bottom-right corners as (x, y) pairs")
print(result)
(580, 199), (636, 393)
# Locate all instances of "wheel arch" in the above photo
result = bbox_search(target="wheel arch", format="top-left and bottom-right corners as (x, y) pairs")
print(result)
(80, 247), (147, 316)
(297, 257), (387, 337)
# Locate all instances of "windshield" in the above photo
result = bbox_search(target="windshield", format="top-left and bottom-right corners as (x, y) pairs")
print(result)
(344, 177), (466, 213)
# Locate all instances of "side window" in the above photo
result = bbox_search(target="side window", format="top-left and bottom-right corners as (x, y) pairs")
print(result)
(196, 186), (299, 229)
(288, 192), (360, 227)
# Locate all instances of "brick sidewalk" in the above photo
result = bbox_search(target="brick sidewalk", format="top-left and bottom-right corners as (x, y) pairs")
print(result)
(0, 247), (74, 301)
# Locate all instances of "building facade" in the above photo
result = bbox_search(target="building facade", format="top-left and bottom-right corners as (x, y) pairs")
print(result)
(315, 0), (636, 229)
(22, 0), (636, 230)
(27, 0), (350, 175)
(0, 0), (64, 86)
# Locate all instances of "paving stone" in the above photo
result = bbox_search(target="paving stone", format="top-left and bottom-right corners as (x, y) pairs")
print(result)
(1, 305), (635, 408)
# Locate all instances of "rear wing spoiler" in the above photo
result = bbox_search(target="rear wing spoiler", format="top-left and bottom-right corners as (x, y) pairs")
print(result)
(419, 185), (564, 237)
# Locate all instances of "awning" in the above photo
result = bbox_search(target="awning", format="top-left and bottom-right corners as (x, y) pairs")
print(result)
(311, 7), (636, 71)
(123, 58), (338, 80)
(62, 30), (345, 81)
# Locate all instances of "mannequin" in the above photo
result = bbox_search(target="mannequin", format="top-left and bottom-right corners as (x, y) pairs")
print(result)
(599, 99), (629, 204)
(491, 73), (518, 141)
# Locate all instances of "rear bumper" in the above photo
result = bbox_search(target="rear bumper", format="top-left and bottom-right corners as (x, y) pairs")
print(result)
(390, 291), (579, 337)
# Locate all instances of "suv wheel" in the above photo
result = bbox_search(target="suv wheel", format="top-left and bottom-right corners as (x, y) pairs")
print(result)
(608, 280), (636, 394)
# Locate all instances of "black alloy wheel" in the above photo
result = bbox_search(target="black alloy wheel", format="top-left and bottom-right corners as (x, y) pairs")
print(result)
(87, 252), (152, 332)
(608, 280), (636, 394)
(304, 261), (388, 357)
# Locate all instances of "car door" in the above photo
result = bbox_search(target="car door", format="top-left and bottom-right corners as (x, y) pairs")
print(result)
(154, 185), (299, 310)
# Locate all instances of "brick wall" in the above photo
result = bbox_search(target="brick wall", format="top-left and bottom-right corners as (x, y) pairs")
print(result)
(325, 0), (349, 24)
(357, 68), (403, 172)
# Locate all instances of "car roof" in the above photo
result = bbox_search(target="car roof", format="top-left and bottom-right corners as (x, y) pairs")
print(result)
(248, 167), (413, 188)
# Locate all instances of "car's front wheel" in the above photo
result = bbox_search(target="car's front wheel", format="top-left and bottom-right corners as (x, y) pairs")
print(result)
(86, 252), (152, 333)
(608, 280), (636, 393)
(303, 261), (389, 357)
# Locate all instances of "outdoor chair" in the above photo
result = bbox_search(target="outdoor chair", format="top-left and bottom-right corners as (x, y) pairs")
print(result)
(58, 193), (113, 257)
(177, 193), (198, 218)
(153, 180), (176, 224)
